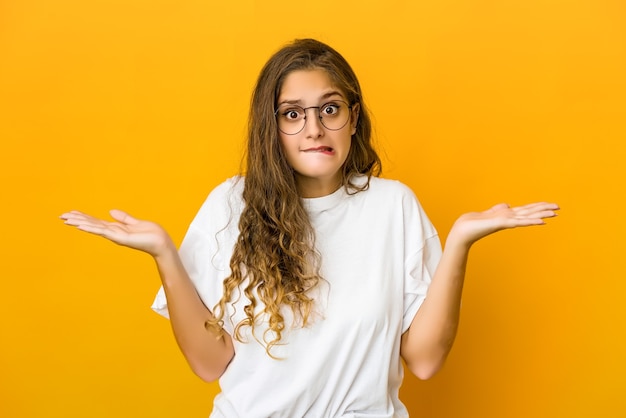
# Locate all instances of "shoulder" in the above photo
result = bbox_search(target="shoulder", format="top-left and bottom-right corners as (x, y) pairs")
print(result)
(200, 175), (245, 211)
(189, 176), (244, 230)
(365, 177), (435, 230)
(206, 175), (244, 201)
(368, 177), (440, 245)
(365, 176), (419, 202)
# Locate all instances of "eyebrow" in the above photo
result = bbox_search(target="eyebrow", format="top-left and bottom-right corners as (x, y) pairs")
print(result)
(277, 91), (345, 106)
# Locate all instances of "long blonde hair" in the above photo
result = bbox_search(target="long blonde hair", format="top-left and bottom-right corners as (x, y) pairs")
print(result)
(205, 39), (381, 356)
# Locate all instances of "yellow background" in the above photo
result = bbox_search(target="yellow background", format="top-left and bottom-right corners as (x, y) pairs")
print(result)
(1, 0), (625, 417)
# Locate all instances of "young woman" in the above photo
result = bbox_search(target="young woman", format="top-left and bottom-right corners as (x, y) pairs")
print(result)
(61, 38), (558, 417)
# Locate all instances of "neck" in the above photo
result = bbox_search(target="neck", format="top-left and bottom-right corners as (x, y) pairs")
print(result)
(296, 175), (342, 198)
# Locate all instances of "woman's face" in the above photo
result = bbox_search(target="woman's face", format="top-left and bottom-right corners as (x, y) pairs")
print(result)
(276, 68), (359, 198)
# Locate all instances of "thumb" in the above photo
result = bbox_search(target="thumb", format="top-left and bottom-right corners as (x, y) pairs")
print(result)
(109, 209), (139, 225)
(487, 203), (510, 213)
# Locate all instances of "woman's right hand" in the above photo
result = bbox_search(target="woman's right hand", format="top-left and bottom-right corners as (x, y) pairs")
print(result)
(60, 209), (174, 258)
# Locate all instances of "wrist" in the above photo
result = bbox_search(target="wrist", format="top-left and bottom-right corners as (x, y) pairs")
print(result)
(446, 222), (475, 252)
(151, 235), (177, 260)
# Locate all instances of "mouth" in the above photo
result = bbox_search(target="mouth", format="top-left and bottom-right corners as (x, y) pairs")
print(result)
(302, 146), (335, 154)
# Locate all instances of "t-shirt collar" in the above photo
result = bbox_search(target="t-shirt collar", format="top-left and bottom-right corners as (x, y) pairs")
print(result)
(301, 185), (347, 213)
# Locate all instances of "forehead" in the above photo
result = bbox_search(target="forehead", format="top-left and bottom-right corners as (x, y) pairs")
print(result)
(277, 69), (346, 104)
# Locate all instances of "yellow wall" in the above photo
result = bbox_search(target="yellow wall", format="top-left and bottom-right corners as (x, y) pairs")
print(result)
(1, 1), (624, 417)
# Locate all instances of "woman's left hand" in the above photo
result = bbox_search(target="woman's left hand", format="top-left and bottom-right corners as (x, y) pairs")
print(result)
(448, 202), (559, 248)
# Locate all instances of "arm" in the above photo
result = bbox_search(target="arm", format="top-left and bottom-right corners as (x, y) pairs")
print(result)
(400, 202), (559, 380)
(60, 209), (234, 382)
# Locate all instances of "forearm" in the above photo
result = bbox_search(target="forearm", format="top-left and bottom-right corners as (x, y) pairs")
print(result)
(154, 242), (234, 382)
(401, 237), (470, 380)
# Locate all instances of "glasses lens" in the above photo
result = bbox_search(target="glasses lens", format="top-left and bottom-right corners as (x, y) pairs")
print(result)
(276, 105), (306, 135)
(319, 102), (350, 131)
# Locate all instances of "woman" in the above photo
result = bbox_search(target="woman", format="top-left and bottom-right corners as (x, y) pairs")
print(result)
(61, 38), (558, 417)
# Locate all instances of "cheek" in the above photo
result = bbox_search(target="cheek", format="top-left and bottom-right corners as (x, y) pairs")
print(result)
(278, 131), (295, 149)
(342, 137), (355, 163)
(279, 134), (292, 149)
(277, 135), (297, 165)
(343, 135), (353, 153)
(277, 133), (291, 154)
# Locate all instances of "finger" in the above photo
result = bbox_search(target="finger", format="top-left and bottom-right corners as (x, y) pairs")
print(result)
(63, 217), (107, 229)
(76, 223), (109, 235)
(60, 210), (97, 219)
(76, 223), (126, 242)
(62, 209), (120, 227)
(60, 210), (87, 220)
(109, 209), (139, 225)
(61, 212), (104, 226)
(509, 218), (546, 227)
(486, 203), (510, 213)
(489, 203), (510, 212)
(61, 213), (91, 224)
(517, 209), (559, 220)
(512, 202), (560, 213)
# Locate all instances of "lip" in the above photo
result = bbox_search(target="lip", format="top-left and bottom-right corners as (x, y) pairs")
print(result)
(302, 146), (335, 155)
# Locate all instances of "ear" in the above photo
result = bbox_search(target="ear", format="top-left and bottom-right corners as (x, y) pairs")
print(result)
(350, 102), (360, 135)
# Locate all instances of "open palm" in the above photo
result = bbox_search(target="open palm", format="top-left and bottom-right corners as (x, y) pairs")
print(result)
(60, 209), (172, 257)
(450, 202), (559, 247)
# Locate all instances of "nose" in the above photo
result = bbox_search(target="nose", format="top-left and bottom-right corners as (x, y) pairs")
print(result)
(303, 107), (324, 139)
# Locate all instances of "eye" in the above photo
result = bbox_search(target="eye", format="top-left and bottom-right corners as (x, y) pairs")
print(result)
(321, 103), (340, 116)
(281, 107), (304, 121)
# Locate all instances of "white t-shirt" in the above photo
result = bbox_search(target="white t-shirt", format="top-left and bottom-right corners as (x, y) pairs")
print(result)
(152, 175), (442, 418)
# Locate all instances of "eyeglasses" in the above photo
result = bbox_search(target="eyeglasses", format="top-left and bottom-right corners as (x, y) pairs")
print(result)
(274, 100), (353, 135)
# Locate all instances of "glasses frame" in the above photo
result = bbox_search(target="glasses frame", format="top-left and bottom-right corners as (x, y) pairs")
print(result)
(274, 100), (353, 136)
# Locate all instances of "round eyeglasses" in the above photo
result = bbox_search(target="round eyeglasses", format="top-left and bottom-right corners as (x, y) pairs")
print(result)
(275, 100), (353, 135)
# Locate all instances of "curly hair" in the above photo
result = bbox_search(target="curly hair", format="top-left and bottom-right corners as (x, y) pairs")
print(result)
(205, 39), (382, 357)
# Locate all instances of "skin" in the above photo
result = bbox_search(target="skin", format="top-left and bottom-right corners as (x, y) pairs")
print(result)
(60, 68), (559, 382)
(277, 69), (358, 198)
(61, 209), (235, 382)
(400, 201), (559, 379)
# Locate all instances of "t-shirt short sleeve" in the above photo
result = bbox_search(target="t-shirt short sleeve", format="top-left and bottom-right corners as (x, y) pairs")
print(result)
(397, 183), (442, 334)
(402, 234), (442, 333)
(151, 177), (242, 320)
